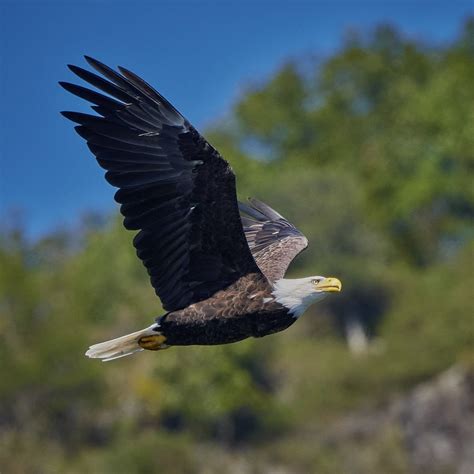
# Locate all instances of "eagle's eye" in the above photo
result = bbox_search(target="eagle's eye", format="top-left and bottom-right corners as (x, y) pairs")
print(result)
(311, 278), (323, 285)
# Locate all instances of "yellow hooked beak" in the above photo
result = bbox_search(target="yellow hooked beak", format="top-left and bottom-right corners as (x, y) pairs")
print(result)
(314, 277), (342, 293)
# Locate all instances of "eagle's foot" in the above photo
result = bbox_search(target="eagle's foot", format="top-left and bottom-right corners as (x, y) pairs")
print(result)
(138, 334), (167, 351)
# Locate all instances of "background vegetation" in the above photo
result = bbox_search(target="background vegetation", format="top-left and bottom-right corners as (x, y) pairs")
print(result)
(1, 20), (473, 473)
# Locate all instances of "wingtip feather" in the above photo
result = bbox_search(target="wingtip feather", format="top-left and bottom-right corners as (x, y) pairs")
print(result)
(84, 55), (103, 69)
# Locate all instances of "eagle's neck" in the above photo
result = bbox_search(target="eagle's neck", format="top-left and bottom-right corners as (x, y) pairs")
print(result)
(272, 277), (325, 319)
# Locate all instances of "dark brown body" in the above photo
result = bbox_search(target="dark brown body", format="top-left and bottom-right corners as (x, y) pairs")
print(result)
(158, 273), (296, 345)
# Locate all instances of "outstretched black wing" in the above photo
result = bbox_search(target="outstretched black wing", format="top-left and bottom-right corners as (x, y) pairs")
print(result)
(239, 198), (308, 282)
(61, 57), (260, 312)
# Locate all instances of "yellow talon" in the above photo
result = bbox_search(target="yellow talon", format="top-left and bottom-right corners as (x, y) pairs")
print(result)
(138, 334), (167, 351)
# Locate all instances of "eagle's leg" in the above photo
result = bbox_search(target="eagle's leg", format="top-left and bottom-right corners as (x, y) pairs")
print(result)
(138, 334), (168, 351)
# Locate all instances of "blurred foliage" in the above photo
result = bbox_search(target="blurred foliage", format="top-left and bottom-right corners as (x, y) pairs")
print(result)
(1, 20), (473, 474)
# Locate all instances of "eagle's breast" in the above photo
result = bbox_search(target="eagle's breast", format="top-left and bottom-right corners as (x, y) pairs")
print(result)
(159, 274), (295, 345)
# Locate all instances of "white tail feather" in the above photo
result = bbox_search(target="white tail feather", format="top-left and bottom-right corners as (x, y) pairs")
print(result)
(85, 324), (160, 362)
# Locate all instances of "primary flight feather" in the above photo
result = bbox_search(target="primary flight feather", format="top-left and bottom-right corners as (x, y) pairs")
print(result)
(60, 57), (341, 361)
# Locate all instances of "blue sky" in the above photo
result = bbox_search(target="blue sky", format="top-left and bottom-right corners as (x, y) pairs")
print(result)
(1, 0), (472, 240)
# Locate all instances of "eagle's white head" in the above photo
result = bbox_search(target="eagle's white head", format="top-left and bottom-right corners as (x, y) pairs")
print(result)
(272, 276), (342, 318)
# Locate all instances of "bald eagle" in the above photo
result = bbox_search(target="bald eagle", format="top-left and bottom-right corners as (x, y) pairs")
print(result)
(60, 57), (342, 361)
